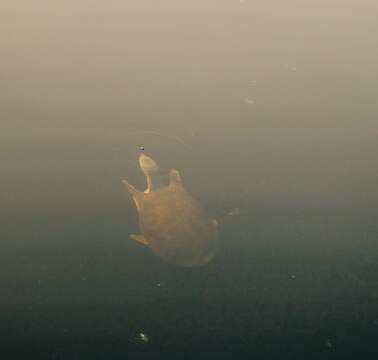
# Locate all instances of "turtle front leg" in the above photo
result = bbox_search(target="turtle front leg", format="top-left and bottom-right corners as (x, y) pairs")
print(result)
(129, 234), (149, 246)
(122, 179), (143, 211)
(122, 179), (139, 195)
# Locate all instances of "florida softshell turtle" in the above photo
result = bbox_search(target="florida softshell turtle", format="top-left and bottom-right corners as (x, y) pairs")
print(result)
(122, 153), (218, 267)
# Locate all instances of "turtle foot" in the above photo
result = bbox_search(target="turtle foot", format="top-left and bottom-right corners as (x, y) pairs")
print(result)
(129, 234), (149, 246)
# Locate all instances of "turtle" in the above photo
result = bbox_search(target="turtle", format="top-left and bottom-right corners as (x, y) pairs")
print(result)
(122, 153), (218, 267)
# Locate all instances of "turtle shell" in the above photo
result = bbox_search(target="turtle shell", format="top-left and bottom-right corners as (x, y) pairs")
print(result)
(137, 184), (218, 267)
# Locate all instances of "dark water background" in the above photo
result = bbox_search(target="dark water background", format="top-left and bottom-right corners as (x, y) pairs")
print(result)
(2, 1), (378, 359)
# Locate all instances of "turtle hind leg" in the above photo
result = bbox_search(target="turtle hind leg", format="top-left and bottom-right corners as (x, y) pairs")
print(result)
(129, 234), (149, 246)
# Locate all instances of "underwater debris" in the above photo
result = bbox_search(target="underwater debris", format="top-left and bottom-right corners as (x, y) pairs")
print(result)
(325, 338), (334, 350)
(136, 332), (149, 344)
(244, 98), (255, 105)
(227, 208), (248, 217)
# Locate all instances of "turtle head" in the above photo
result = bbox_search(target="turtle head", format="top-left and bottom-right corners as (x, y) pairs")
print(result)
(139, 153), (162, 193)
(139, 153), (160, 177)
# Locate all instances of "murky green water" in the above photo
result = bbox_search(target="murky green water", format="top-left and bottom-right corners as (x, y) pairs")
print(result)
(2, 1), (378, 358)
